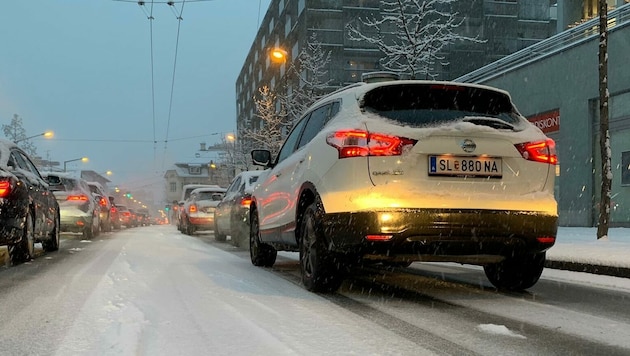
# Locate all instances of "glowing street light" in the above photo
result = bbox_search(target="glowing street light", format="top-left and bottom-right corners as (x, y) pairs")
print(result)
(63, 157), (89, 172)
(15, 130), (54, 143)
(269, 47), (288, 63)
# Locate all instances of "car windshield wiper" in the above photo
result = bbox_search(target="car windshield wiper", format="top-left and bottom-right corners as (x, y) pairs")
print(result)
(462, 116), (516, 130)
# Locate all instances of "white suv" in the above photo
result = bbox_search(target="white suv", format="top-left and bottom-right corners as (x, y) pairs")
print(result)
(249, 79), (558, 293)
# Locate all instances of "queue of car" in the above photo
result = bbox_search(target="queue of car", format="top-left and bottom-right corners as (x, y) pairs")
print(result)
(0, 137), (156, 266)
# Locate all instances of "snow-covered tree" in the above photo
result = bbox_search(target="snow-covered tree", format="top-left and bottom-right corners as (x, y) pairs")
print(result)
(346, 0), (484, 79)
(2, 114), (38, 156)
(279, 32), (333, 123)
(242, 86), (288, 158)
(245, 33), (333, 159)
(597, 0), (611, 239)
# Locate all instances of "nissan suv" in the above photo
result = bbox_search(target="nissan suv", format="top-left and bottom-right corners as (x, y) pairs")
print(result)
(248, 79), (558, 293)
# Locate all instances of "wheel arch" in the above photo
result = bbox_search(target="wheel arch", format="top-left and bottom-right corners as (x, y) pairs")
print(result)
(295, 182), (321, 247)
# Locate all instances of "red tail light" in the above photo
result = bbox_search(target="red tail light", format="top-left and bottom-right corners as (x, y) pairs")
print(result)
(99, 197), (108, 206)
(0, 181), (10, 197)
(67, 195), (89, 201)
(240, 197), (252, 208)
(123, 211), (131, 217)
(110, 206), (118, 213)
(189, 204), (197, 213)
(515, 139), (557, 164)
(326, 130), (417, 158)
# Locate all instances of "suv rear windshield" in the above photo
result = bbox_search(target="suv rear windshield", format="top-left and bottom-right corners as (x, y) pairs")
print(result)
(362, 83), (523, 127)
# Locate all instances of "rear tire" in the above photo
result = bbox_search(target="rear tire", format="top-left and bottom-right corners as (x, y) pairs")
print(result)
(8, 211), (35, 265)
(484, 252), (546, 290)
(299, 200), (344, 293)
(83, 220), (94, 240)
(42, 211), (60, 252)
(249, 207), (276, 267)
(185, 220), (195, 236)
(215, 223), (228, 243)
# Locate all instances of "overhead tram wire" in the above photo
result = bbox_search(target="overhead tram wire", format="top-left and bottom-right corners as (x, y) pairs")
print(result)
(161, 0), (186, 170)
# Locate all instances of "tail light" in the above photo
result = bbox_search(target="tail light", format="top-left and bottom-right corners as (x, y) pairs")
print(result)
(123, 211), (131, 217)
(515, 139), (558, 164)
(67, 194), (89, 201)
(99, 197), (108, 207)
(240, 197), (252, 208)
(326, 130), (417, 158)
(0, 181), (11, 198)
(189, 204), (197, 213)
(110, 206), (118, 213)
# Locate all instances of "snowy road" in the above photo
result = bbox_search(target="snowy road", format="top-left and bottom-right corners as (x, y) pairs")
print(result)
(0, 225), (629, 355)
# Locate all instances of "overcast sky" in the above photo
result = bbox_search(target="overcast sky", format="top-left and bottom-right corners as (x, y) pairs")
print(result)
(1, 0), (271, 193)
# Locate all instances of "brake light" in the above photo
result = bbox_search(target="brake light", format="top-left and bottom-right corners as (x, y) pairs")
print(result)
(515, 139), (557, 164)
(110, 206), (118, 213)
(240, 197), (252, 208)
(67, 195), (89, 201)
(189, 204), (197, 213)
(0, 181), (10, 197)
(326, 130), (417, 158)
(99, 197), (108, 206)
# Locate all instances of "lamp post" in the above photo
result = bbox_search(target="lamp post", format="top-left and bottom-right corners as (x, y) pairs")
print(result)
(63, 157), (89, 172)
(15, 131), (54, 143)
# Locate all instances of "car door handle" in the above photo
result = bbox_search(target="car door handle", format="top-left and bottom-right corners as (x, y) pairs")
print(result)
(275, 173), (282, 178)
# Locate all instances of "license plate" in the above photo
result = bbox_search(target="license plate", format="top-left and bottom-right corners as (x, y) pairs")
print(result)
(429, 155), (502, 177)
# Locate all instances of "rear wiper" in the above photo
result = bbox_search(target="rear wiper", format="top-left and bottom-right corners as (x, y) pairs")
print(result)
(462, 117), (515, 130)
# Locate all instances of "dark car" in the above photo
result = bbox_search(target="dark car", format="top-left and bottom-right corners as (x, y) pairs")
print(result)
(43, 173), (101, 239)
(214, 170), (263, 247)
(87, 181), (112, 232)
(0, 138), (61, 264)
(116, 204), (133, 228)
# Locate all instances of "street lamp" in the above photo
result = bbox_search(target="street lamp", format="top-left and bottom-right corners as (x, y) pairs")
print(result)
(63, 157), (89, 172)
(269, 47), (288, 63)
(15, 130), (54, 143)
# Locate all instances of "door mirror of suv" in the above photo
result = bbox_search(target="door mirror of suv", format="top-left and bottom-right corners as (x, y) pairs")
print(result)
(251, 149), (272, 167)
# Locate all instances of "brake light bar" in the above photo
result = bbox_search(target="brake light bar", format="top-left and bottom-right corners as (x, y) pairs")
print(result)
(67, 195), (89, 201)
(326, 130), (417, 158)
(515, 138), (557, 164)
(0, 181), (10, 197)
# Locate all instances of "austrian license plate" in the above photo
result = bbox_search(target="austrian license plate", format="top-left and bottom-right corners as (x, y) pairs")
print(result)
(428, 155), (502, 177)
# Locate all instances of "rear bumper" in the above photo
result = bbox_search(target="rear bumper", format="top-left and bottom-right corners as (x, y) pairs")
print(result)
(321, 208), (558, 264)
(188, 215), (215, 229)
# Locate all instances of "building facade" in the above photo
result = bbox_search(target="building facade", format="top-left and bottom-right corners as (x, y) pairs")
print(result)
(236, 0), (560, 146)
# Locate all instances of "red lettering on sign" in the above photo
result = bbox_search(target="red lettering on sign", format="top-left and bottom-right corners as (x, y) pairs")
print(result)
(527, 109), (560, 134)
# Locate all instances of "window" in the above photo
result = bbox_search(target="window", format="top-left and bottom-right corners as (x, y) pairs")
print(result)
(276, 115), (309, 164)
(622, 151), (630, 185)
(189, 165), (201, 175)
(297, 104), (331, 149)
(170, 182), (176, 192)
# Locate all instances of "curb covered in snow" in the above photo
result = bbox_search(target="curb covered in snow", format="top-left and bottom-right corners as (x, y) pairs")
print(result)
(545, 260), (630, 279)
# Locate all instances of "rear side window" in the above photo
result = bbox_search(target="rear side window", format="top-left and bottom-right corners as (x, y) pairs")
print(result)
(362, 83), (522, 127)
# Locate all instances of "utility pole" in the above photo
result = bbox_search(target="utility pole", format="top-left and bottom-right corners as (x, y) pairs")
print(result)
(597, 0), (612, 240)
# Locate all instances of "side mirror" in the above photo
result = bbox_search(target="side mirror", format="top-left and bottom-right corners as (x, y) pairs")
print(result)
(251, 149), (272, 167)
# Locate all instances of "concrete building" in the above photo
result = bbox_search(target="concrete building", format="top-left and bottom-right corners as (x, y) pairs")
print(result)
(456, 1), (630, 227)
(236, 0), (560, 146)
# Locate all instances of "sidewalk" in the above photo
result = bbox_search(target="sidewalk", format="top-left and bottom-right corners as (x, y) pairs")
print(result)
(545, 227), (630, 278)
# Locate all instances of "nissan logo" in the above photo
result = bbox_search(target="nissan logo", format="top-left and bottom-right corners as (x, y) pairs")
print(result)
(460, 139), (476, 153)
